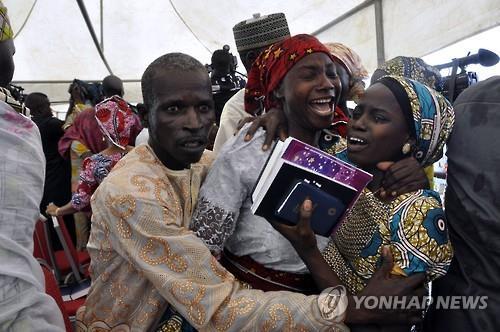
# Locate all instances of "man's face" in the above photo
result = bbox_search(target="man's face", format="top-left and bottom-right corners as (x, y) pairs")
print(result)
(145, 69), (215, 170)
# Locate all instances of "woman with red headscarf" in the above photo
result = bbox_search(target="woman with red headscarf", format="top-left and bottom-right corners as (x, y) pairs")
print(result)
(47, 97), (140, 246)
(190, 34), (348, 293)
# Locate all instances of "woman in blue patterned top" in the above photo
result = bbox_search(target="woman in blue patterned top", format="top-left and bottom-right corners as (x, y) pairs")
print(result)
(273, 75), (454, 330)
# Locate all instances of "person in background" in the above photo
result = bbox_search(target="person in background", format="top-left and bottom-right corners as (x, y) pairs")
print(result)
(58, 76), (141, 249)
(0, 2), (65, 330)
(63, 74), (124, 130)
(46, 96), (138, 218)
(212, 12), (291, 154)
(325, 42), (369, 118)
(58, 105), (106, 249)
(25, 92), (75, 245)
(424, 76), (500, 331)
(371, 56), (442, 91)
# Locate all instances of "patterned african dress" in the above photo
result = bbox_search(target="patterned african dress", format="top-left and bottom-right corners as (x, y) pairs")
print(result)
(76, 144), (347, 331)
(321, 139), (453, 294)
(71, 151), (126, 211)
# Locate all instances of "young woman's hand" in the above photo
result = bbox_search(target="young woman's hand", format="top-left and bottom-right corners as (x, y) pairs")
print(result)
(268, 198), (317, 253)
(345, 247), (427, 325)
(238, 108), (288, 151)
(46, 203), (60, 216)
(377, 157), (429, 200)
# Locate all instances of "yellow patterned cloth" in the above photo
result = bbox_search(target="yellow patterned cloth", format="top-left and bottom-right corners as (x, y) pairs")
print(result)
(76, 144), (347, 332)
(0, 1), (13, 41)
(323, 175), (453, 295)
(63, 103), (87, 130)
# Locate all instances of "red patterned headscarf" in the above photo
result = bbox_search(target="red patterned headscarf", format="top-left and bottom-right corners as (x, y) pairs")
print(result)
(244, 34), (338, 114)
(95, 96), (137, 149)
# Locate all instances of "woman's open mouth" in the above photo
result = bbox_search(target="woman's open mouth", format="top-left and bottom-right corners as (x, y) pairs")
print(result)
(308, 97), (334, 117)
(347, 136), (368, 152)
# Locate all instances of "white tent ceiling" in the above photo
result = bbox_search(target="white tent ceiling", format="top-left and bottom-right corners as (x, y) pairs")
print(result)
(4, 0), (500, 104)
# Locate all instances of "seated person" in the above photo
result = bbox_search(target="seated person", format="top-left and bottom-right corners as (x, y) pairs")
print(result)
(46, 96), (138, 218)
(273, 75), (455, 330)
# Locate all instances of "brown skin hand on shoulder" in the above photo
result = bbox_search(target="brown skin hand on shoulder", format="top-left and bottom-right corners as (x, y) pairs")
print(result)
(242, 78), (428, 198)
(347, 83), (427, 196)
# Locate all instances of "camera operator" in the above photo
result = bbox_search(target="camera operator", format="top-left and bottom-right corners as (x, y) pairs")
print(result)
(210, 46), (246, 126)
(210, 46), (245, 91)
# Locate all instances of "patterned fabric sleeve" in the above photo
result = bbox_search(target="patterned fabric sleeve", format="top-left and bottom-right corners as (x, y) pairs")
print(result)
(384, 190), (453, 280)
(71, 156), (98, 211)
(191, 129), (265, 256)
(99, 189), (347, 331)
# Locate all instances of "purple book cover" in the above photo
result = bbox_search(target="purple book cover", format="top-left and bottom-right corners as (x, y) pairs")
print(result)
(280, 138), (372, 221)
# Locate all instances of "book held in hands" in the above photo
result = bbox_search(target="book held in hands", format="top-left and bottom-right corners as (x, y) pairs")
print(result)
(251, 137), (373, 237)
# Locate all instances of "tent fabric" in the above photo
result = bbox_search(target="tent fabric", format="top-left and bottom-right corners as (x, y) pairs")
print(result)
(4, 0), (500, 104)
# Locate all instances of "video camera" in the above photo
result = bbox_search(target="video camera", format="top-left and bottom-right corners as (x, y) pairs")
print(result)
(434, 48), (499, 102)
(7, 83), (26, 103)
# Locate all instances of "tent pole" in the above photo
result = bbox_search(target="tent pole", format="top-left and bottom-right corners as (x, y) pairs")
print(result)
(100, 0), (104, 52)
(374, 0), (385, 66)
(75, 0), (113, 74)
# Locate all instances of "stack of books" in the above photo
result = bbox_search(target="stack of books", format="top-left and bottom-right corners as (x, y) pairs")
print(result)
(251, 137), (372, 236)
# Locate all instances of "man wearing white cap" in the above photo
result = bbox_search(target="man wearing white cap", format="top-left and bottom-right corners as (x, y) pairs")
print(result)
(212, 13), (291, 154)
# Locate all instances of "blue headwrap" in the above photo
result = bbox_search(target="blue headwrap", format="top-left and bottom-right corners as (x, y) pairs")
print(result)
(377, 75), (454, 167)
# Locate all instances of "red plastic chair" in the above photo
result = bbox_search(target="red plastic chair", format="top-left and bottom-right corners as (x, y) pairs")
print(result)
(40, 261), (82, 332)
(51, 216), (90, 282)
(34, 216), (65, 282)
(34, 218), (52, 262)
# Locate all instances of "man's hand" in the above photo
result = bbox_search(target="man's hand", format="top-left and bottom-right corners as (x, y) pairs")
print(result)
(377, 157), (429, 200)
(237, 108), (288, 151)
(345, 247), (426, 325)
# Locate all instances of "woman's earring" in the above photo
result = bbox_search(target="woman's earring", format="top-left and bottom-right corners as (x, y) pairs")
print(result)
(402, 142), (411, 155)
